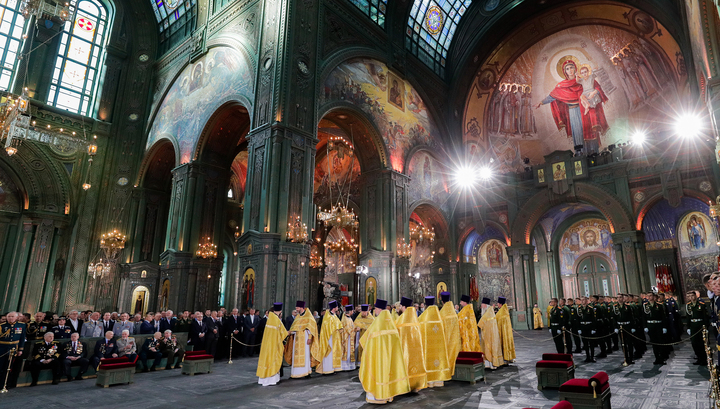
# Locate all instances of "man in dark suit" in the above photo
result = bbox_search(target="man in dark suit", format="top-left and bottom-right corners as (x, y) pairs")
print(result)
(91, 331), (118, 369)
(139, 313), (155, 334)
(139, 332), (163, 372)
(203, 311), (220, 358)
(283, 309), (297, 330)
(243, 308), (260, 357)
(189, 311), (208, 351)
(255, 310), (268, 356)
(101, 312), (115, 334)
(62, 332), (89, 381)
(160, 310), (176, 333)
(66, 310), (83, 334)
(224, 308), (243, 358)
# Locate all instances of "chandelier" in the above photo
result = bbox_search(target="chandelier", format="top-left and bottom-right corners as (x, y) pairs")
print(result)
(325, 237), (358, 269)
(310, 245), (324, 269)
(286, 215), (308, 243)
(196, 237), (218, 259)
(87, 258), (111, 279)
(710, 196), (720, 219)
(21, 0), (72, 23)
(410, 225), (435, 243)
(100, 229), (126, 259)
(396, 238), (412, 259)
(317, 204), (358, 232)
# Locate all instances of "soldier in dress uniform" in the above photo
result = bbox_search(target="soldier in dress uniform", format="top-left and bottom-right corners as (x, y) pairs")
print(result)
(29, 332), (62, 386)
(597, 296), (614, 355)
(567, 298), (582, 353)
(685, 290), (709, 365)
(590, 295), (608, 358)
(548, 298), (568, 354)
(26, 312), (50, 341)
(607, 296), (619, 352)
(630, 294), (647, 358)
(579, 296), (598, 362)
(0, 311), (26, 389)
(61, 332), (89, 381)
(52, 316), (73, 340)
(643, 292), (670, 365)
(614, 294), (636, 365)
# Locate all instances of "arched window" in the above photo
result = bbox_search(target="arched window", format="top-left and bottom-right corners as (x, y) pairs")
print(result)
(47, 0), (109, 115)
(347, 0), (387, 27)
(150, 0), (197, 55)
(0, 1), (27, 91)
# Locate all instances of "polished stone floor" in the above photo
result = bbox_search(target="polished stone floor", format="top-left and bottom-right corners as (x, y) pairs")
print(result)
(0, 330), (712, 408)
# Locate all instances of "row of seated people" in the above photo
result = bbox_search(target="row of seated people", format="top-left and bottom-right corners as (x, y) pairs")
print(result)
(25, 329), (186, 386)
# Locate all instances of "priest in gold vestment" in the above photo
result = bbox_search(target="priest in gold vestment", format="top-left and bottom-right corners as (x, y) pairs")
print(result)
(353, 304), (374, 364)
(317, 300), (343, 374)
(477, 297), (504, 368)
(418, 296), (451, 387)
(257, 303), (288, 386)
(495, 297), (516, 362)
(340, 304), (357, 371)
(394, 296), (427, 392)
(439, 291), (460, 375)
(359, 299), (410, 404)
(458, 295), (482, 352)
(285, 300), (320, 378)
(533, 303), (544, 329)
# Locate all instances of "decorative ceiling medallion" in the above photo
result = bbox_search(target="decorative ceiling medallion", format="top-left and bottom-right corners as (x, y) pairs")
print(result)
(297, 60), (309, 75)
(128, 113), (139, 121)
(425, 5), (443, 35)
(138, 54), (149, 62)
(700, 181), (712, 192)
(484, 0), (499, 12)
(117, 177), (129, 186)
(633, 191), (645, 203)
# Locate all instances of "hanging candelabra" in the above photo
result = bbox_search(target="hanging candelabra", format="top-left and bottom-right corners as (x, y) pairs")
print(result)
(310, 244), (324, 269)
(100, 229), (126, 260)
(396, 238), (412, 259)
(87, 257), (111, 279)
(286, 215), (308, 243)
(196, 237), (218, 259)
(325, 237), (358, 269)
(410, 224), (435, 243)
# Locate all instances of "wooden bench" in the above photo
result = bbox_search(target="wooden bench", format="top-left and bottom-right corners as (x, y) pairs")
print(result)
(451, 351), (486, 385)
(95, 356), (137, 387)
(559, 371), (611, 409)
(536, 353), (575, 390)
(181, 350), (214, 376)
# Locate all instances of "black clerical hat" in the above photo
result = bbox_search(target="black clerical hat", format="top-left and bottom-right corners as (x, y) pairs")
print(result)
(425, 296), (435, 306)
(461, 295), (471, 303)
(400, 296), (412, 307)
(440, 291), (450, 302)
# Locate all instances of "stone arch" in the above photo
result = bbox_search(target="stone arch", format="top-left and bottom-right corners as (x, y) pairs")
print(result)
(193, 100), (252, 165)
(136, 137), (179, 188)
(510, 182), (634, 246)
(636, 190), (714, 231)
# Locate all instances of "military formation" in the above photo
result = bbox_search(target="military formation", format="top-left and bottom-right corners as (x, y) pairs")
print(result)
(546, 291), (708, 366)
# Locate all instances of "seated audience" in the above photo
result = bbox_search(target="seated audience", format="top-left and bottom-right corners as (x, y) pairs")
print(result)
(62, 332), (89, 381)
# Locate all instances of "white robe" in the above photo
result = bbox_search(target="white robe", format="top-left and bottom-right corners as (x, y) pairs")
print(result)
(320, 335), (342, 372)
(258, 373), (280, 386)
(291, 329), (312, 378)
(340, 331), (355, 371)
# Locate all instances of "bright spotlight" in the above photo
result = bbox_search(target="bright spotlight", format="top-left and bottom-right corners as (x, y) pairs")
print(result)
(454, 165), (477, 188)
(674, 113), (702, 138)
(631, 130), (646, 145)
(479, 166), (493, 181)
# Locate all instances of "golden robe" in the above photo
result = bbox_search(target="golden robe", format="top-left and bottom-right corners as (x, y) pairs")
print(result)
(418, 305), (451, 386)
(391, 309), (399, 323)
(495, 304), (516, 361)
(533, 307), (544, 329)
(316, 311), (343, 373)
(340, 313), (356, 367)
(256, 312), (288, 378)
(284, 308), (321, 377)
(439, 301), (461, 375)
(477, 307), (504, 368)
(353, 313), (374, 362)
(359, 310), (410, 403)
(394, 307), (427, 392)
(458, 304), (482, 352)
(546, 305), (552, 322)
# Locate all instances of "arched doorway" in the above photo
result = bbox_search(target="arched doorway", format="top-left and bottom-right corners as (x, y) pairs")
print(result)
(132, 285), (150, 315)
(574, 253), (616, 297)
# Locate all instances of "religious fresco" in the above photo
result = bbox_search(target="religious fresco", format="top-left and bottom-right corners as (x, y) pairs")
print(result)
(678, 211), (718, 291)
(476, 239), (514, 305)
(320, 58), (443, 171)
(314, 123), (361, 206)
(558, 218), (615, 276)
(0, 168), (21, 213)
(464, 10), (688, 173)
(406, 150), (450, 212)
(146, 47), (254, 164)
(537, 203), (597, 245)
(365, 276), (377, 306)
(242, 268), (255, 310)
(229, 151), (248, 200)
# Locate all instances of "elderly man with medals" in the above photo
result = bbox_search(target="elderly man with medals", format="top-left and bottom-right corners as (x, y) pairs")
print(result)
(359, 299), (410, 404)
(495, 297), (516, 363)
(340, 304), (357, 371)
(458, 295), (482, 352)
(394, 296), (427, 392)
(285, 300), (320, 378)
(439, 291), (461, 375)
(478, 297), (504, 368)
(257, 303), (288, 386)
(353, 304), (374, 365)
(419, 295), (451, 387)
(317, 300), (343, 374)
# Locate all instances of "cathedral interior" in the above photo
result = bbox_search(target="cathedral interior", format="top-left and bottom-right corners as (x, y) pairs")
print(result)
(1, 0), (720, 406)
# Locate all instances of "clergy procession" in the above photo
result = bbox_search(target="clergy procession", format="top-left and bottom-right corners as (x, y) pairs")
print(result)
(256, 292), (517, 404)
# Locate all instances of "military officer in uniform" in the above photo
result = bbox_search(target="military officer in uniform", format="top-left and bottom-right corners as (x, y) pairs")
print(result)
(590, 295), (608, 358)
(643, 292), (670, 365)
(548, 298), (569, 353)
(0, 311), (26, 389)
(52, 316), (73, 340)
(685, 290), (709, 365)
(614, 294), (636, 365)
(568, 298), (582, 353)
(630, 294), (646, 358)
(578, 296), (598, 362)
(26, 312), (50, 341)
(62, 332), (89, 381)
(30, 332), (63, 386)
